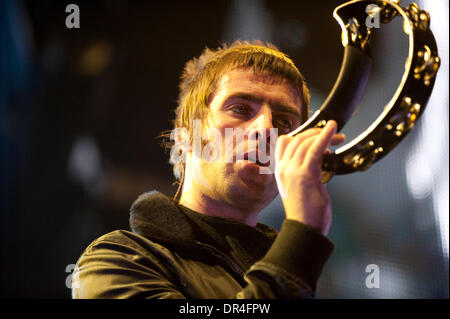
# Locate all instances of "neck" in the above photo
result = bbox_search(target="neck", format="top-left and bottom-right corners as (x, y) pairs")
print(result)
(179, 189), (260, 227)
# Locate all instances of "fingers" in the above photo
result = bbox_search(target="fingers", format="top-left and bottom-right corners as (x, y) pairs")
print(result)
(329, 133), (346, 146)
(304, 121), (339, 167)
(298, 133), (347, 160)
(276, 120), (346, 170)
(278, 128), (323, 160)
(275, 135), (290, 162)
(292, 134), (320, 164)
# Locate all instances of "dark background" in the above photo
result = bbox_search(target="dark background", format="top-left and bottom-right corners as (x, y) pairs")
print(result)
(1, 0), (448, 298)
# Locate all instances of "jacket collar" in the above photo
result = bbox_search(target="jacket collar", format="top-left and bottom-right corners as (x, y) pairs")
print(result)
(129, 190), (277, 260)
(129, 190), (207, 254)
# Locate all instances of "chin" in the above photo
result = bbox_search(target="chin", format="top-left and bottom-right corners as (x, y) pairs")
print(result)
(233, 164), (277, 201)
(232, 183), (278, 211)
(203, 161), (277, 206)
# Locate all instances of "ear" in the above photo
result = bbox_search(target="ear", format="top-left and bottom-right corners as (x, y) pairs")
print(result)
(169, 127), (191, 167)
(173, 127), (192, 154)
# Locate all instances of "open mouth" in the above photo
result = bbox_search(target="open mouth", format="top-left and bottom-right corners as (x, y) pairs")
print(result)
(243, 151), (271, 167)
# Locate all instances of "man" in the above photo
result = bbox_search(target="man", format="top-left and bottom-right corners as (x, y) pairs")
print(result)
(72, 40), (345, 298)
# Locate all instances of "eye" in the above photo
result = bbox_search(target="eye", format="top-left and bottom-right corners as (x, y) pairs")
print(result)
(273, 117), (293, 133)
(230, 105), (252, 116)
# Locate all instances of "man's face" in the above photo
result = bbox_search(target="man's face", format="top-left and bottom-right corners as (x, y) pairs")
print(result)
(189, 67), (303, 211)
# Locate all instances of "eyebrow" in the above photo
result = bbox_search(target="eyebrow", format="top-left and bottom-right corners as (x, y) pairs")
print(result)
(225, 92), (302, 119)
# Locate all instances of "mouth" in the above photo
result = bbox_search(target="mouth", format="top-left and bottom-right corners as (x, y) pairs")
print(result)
(243, 151), (271, 167)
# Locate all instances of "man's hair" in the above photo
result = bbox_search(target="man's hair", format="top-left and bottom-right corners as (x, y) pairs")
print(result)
(162, 40), (310, 184)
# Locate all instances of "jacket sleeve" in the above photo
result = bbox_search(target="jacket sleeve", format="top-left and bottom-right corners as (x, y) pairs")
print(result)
(237, 219), (335, 299)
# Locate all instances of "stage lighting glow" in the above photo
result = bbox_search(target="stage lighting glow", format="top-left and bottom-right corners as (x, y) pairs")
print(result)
(406, 0), (449, 260)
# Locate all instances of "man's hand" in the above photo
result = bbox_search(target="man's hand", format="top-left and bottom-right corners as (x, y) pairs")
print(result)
(274, 120), (346, 236)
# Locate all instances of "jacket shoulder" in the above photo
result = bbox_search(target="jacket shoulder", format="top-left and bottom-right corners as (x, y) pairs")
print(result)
(72, 229), (186, 298)
(79, 229), (171, 261)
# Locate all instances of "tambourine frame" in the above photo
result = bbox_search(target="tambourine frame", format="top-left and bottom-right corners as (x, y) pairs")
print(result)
(287, 0), (440, 182)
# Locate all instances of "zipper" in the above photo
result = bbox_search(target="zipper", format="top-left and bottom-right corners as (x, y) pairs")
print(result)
(194, 241), (245, 277)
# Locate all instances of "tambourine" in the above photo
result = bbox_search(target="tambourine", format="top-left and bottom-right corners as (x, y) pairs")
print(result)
(287, 0), (441, 183)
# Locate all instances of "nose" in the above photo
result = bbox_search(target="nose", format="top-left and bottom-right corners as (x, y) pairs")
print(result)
(247, 105), (273, 145)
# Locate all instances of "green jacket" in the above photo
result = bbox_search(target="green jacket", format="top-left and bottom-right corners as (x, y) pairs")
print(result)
(72, 191), (334, 298)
